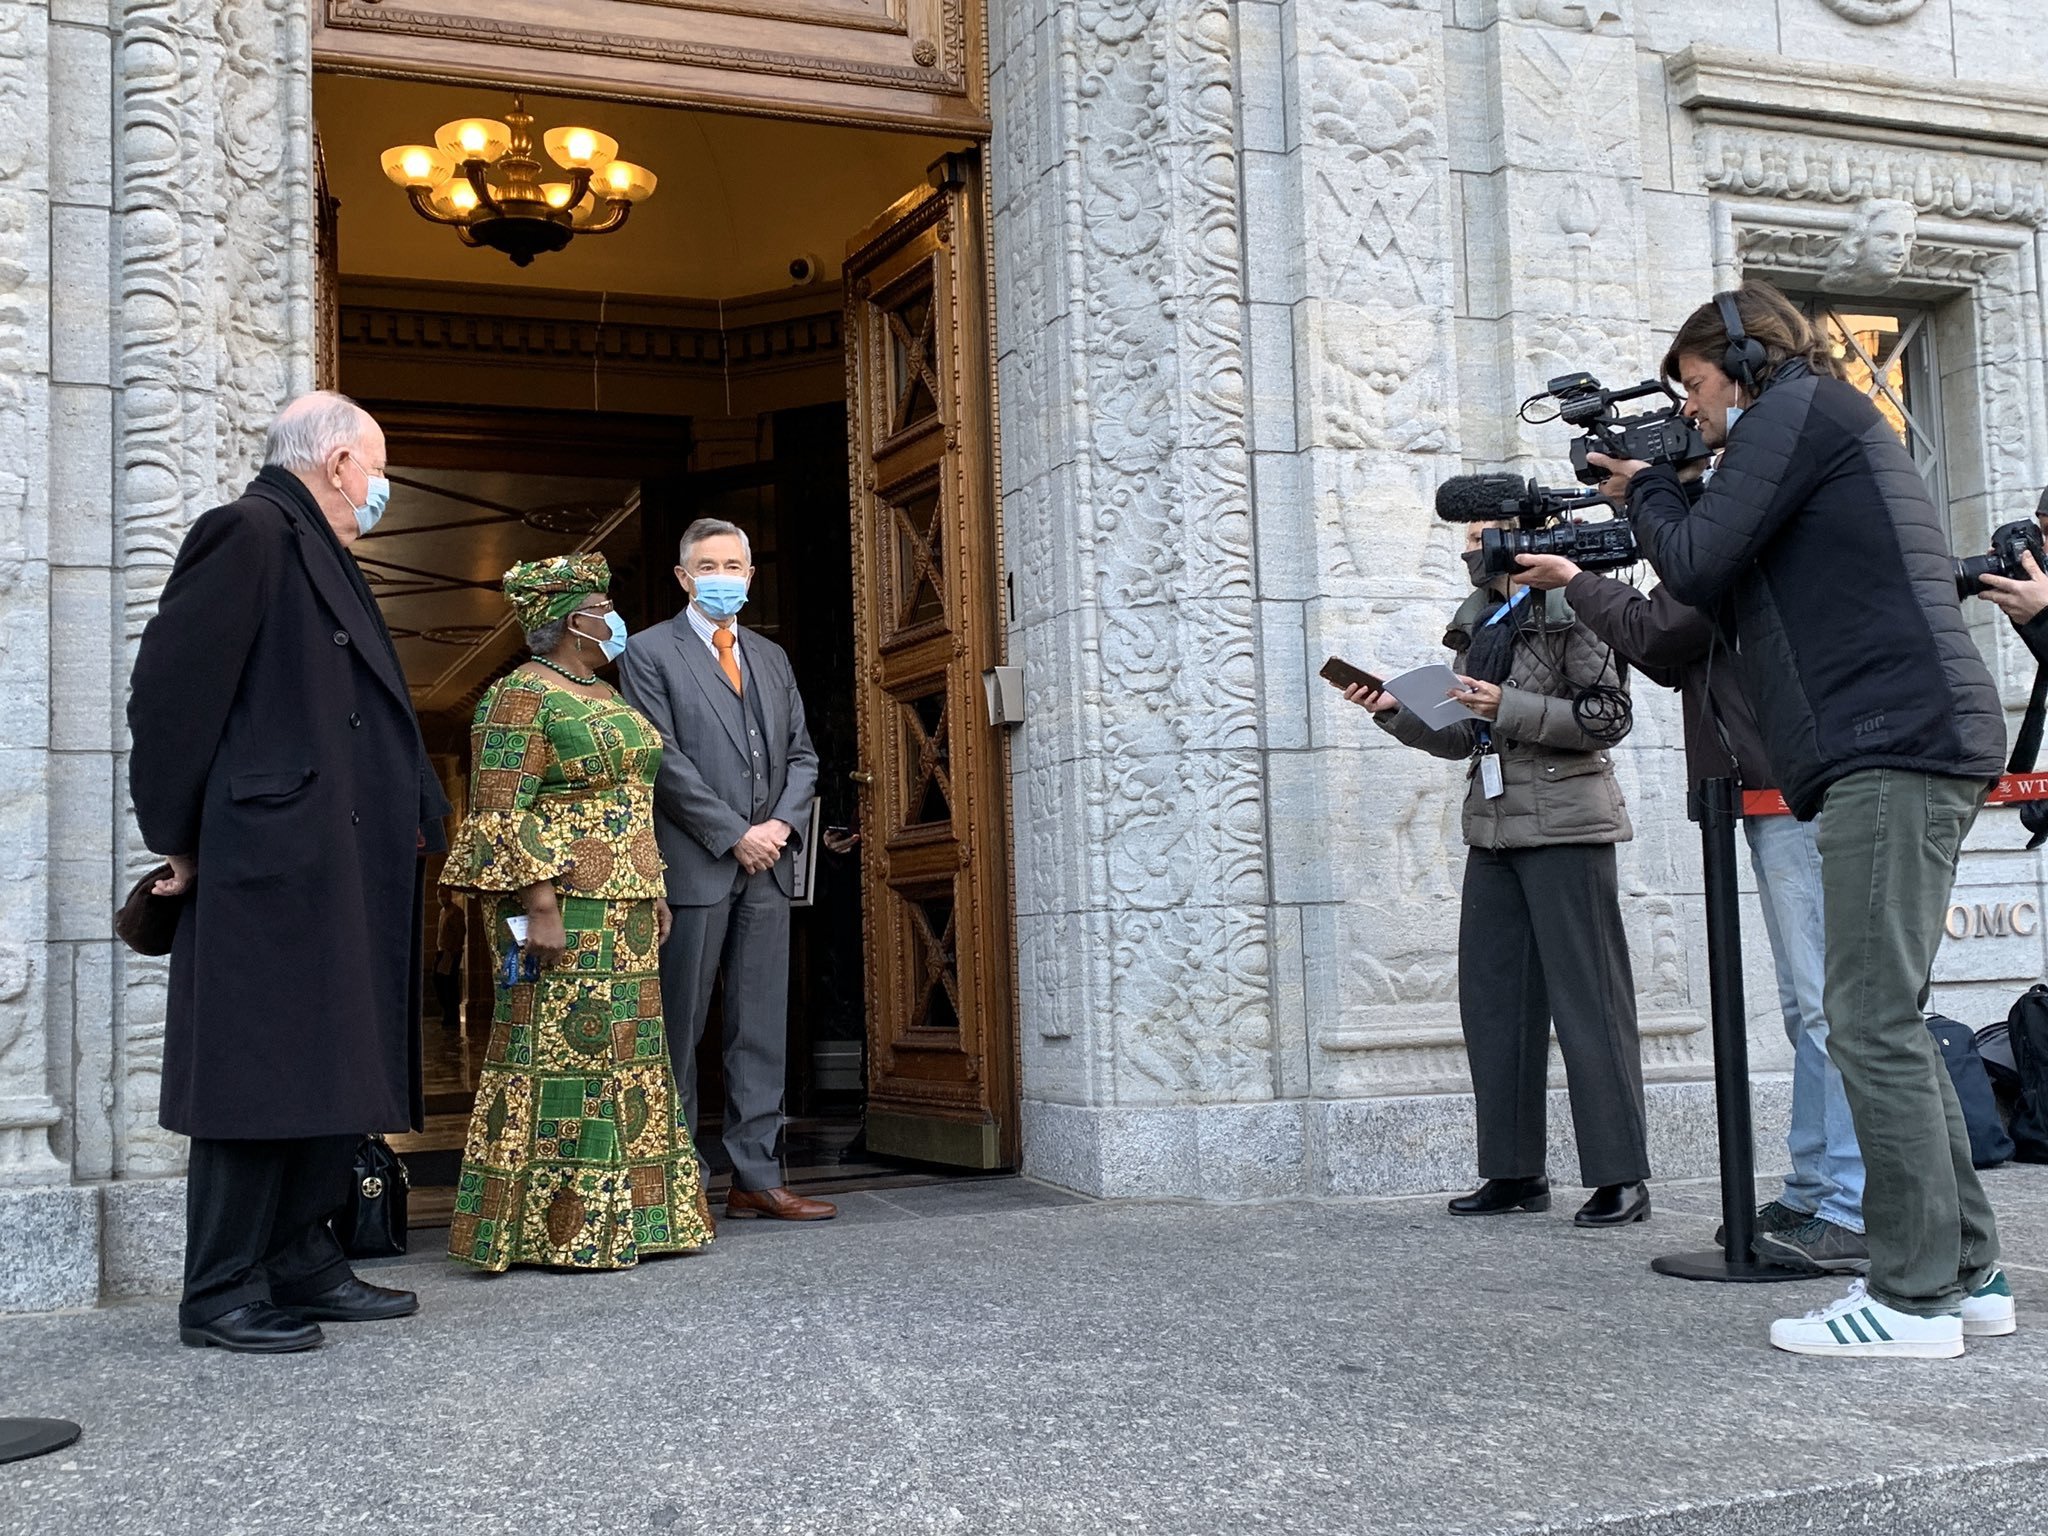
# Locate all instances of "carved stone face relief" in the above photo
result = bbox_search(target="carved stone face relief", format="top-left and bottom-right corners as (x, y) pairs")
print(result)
(1823, 197), (1919, 290)
(1819, 0), (1928, 22)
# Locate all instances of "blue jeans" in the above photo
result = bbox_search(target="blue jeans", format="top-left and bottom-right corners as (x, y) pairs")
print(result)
(1744, 814), (1866, 1232)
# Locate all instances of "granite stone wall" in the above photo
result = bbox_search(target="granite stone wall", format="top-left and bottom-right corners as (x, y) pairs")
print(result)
(993, 0), (2048, 1194)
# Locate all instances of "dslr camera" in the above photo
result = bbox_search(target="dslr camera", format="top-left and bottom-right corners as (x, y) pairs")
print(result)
(1955, 518), (2048, 599)
(1434, 473), (1640, 580)
(1539, 373), (1711, 487)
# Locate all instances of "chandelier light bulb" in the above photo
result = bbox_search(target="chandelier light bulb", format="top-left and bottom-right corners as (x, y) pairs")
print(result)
(542, 125), (618, 172)
(433, 115), (511, 164)
(600, 161), (658, 203)
(379, 144), (453, 190)
(541, 182), (576, 210)
(449, 181), (479, 213)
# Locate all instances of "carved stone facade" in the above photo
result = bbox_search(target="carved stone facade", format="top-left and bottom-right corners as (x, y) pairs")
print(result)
(8, 0), (2048, 1304)
(997, 0), (2048, 1195)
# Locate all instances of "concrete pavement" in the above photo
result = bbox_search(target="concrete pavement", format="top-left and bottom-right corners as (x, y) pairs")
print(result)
(5, 1168), (2046, 1535)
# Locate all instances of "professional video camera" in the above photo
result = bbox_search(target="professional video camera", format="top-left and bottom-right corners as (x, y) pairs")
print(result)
(1526, 373), (1711, 487)
(1434, 473), (1641, 580)
(1955, 518), (2048, 599)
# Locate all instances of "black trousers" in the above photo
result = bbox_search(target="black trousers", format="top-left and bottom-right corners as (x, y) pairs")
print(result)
(181, 1135), (357, 1326)
(1458, 844), (1650, 1189)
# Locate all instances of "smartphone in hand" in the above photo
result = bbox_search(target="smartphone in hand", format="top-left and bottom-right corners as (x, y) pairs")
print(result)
(1319, 657), (1386, 693)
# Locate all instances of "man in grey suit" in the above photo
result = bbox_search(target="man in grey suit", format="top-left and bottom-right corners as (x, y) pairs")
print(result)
(618, 517), (834, 1221)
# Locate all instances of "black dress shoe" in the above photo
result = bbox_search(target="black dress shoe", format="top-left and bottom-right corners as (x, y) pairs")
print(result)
(276, 1276), (419, 1323)
(1448, 1176), (1551, 1215)
(179, 1301), (324, 1353)
(1573, 1181), (1651, 1227)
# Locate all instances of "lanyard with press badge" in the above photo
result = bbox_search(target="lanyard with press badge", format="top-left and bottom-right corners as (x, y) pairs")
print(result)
(1472, 590), (1526, 800)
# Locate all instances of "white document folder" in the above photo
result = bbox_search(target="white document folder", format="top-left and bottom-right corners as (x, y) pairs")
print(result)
(1382, 663), (1480, 732)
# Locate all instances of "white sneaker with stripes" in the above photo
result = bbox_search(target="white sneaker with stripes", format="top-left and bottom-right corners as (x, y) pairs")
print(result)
(1769, 1280), (1964, 1359)
(1962, 1269), (2016, 1338)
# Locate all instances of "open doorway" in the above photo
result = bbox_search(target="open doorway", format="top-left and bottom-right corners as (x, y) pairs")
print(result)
(315, 72), (1017, 1219)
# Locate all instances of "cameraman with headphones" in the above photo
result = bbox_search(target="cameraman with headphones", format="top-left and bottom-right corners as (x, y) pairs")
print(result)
(1593, 280), (2012, 1359)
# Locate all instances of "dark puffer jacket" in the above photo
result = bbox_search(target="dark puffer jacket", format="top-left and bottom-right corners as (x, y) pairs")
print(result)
(1623, 360), (2004, 820)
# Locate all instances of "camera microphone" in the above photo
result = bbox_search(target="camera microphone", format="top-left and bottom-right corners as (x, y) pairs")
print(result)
(1434, 473), (1527, 523)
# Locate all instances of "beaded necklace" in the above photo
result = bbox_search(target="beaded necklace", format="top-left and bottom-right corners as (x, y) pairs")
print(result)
(529, 654), (600, 687)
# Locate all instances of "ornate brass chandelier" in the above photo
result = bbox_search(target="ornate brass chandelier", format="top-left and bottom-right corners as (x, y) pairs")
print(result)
(379, 93), (657, 267)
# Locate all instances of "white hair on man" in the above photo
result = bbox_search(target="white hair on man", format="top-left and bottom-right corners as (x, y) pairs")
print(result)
(262, 391), (373, 472)
(678, 516), (752, 566)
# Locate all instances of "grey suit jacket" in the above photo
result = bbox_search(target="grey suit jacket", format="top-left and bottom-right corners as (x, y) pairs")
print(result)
(618, 612), (820, 907)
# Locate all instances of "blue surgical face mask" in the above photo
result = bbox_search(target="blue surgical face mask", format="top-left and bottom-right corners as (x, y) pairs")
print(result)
(1723, 404), (1745, 435)
(341, 459), (391, 537)
(574, 610), (629, 663)
(692, 574), (749, 620)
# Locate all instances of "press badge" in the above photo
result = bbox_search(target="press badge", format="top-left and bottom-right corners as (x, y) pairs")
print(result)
(1478, 751), (1504, 800)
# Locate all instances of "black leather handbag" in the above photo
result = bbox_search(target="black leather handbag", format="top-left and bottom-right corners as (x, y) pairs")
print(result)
(335, 1135), (410, 1258)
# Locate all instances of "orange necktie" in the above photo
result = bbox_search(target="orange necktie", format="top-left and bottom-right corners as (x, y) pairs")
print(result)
(713, 626), (744, 696)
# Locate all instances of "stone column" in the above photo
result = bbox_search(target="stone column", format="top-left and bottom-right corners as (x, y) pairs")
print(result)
(0, 1), (66, 1207)
(993, 0), (1286, 1195)
(1259, 0), (1471, 1182)
(0, 0), (315, 1311)
(112, 0), (317, 1187)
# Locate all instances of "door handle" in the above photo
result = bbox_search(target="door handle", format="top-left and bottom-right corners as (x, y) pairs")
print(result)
(849, 770), (874, 786)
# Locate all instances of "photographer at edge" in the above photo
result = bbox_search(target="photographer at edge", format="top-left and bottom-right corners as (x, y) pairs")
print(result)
(1511, 547), (1871, 1275)
(1973, 486), (2048, 672)
(1345, 526), (1652, 1228)
(1597, 280), (2013, 1359)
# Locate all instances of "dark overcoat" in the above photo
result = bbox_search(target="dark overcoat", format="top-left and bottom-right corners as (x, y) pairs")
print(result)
(128, 467), (450, 1139)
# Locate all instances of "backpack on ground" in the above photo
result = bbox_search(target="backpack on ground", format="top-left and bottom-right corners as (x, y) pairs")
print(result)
(1925, 1015), (2014, 1169)
(1997, 984), (2048, 1162)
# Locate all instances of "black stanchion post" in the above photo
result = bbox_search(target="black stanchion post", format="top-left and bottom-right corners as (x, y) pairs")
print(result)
(1652, 777), (1812, 1284)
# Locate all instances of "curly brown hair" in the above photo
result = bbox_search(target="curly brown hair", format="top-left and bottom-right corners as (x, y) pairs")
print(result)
(1660, 280), (1845, 392)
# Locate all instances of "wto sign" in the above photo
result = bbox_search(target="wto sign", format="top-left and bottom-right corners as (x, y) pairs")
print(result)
(1944, 901), (2041, 941)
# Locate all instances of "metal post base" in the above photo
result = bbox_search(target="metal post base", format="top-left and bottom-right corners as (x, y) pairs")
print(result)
(1651, 1251), (1820, 1284)
(0, 1418), (82, 1464)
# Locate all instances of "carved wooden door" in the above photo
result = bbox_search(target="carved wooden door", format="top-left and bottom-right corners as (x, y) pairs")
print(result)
(843, 155), (1015, 1169)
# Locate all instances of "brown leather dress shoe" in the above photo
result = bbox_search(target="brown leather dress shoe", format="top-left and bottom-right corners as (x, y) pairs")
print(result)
(725, 1185), (837, 1222)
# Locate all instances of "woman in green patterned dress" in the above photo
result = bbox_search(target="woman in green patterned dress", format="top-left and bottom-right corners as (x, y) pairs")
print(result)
(441, 554), (714, 1271)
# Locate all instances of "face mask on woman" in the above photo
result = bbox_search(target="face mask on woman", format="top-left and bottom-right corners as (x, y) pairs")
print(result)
(573, 611), (629, 663)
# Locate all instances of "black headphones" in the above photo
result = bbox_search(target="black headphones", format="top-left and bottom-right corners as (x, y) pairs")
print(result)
(1715, 289), (1767, 396)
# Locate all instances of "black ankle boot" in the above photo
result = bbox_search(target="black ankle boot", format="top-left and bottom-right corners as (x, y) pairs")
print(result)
(1573, 1181), (1651, 1227)
(1448, 1175), (1551, 1215)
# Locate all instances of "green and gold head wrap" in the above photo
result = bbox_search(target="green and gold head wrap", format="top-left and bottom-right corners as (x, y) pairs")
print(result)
(502, 553), (610, 632)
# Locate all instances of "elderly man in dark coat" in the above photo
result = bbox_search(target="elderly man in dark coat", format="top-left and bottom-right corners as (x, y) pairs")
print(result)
(129, 390), (450, 1353)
